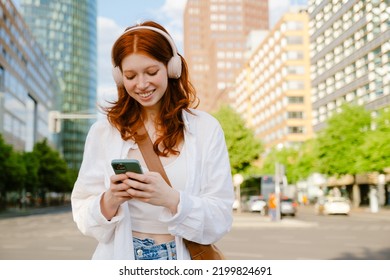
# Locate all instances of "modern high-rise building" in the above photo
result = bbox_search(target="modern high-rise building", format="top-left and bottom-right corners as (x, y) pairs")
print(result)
(0, 0), (60, 151)
(184, 0), (269, 112)
(308, 0), (390, 132)
(20, 0), (97, 169)
(228, 11), (313, 152)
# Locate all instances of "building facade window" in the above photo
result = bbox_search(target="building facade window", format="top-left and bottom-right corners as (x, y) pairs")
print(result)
(287, 111), (304, 119)
(287, 96), (304, 104)
(288, 126), (305, 134)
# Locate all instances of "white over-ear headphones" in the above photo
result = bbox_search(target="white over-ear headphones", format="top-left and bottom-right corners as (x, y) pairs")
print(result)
(112, 26), (182, 85)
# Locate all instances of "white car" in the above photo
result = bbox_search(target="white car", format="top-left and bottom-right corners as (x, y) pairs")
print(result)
(250, 199), (267, 213)
(315, 197), (351, 215)
(243, 196), (267, 215)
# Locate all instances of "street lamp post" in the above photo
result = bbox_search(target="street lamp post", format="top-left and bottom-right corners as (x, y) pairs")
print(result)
(274, 163), (285, 222)
(233, 174), (244, 213)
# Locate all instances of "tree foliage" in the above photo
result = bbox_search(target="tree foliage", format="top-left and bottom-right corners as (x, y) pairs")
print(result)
(261, 145), (313, 184)
(356, 107), (390, 172)
(293, 139), (319, 181)
(260, 104), (389, 184)
(23, 151), (40, 194)
(0, 135), (16, 208)
(0, 136), (74, 210)
(213, 105), (263, 175)
(316, 104), (371, 176)
(32, 139), (73, 193)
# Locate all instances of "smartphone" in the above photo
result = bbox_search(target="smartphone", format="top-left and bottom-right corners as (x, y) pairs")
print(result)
(111, 159), (143, 174)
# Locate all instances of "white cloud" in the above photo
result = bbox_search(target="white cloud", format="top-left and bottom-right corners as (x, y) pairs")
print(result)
(152, 0), (188, 53)
(97, 17), (124, 86)
(269, 2), (290, 28)
(97, 17), (124, 109)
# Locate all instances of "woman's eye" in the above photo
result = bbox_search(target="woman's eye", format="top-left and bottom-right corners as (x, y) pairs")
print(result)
(148, 70), (158, 76)
(125, 76), (135, 80)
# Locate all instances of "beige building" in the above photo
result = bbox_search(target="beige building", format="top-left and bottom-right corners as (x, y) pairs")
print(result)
(184, 0), (269, 112)
(308, 0), (390, 132)
(229, 11), (313, 152)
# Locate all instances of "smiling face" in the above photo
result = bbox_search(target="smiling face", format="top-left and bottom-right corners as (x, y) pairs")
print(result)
(121, 53), (168, 112)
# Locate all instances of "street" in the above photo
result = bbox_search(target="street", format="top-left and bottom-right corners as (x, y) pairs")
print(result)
(219, 206), (390, 260)
(0, 205), (389, 260)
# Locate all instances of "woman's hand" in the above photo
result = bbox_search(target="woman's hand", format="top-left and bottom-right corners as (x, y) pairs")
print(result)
(100, 174), (133, 220)
(124, 171), (180, 215)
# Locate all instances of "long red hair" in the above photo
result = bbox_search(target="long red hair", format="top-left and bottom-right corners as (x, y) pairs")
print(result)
(104, 21), (198, 156)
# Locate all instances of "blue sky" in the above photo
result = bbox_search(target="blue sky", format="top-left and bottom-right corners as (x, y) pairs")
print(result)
(98, 0), (167, 27)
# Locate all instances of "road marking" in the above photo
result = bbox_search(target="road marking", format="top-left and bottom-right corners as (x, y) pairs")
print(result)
(279, 240), (311, 245)
(46, 246), (73, 251)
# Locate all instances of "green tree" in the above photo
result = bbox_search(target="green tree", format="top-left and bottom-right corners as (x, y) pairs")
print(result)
(23, 151), (40, 194)
(261, 146), (297, 183)
(316, 104), (371, 177)
(5, 151), (27, 194)
(213, 105), (263, 175)
(32, 139), (72, 193)
(356, 107), (390, 173)
(260, 139), (320, 184)
(293, 139), (320, 181)
(0, 135), (27, 208)
(261, 147), (283, 175)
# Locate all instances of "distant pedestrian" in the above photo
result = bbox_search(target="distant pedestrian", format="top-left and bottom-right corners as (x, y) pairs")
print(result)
(268, 193), (277, 221)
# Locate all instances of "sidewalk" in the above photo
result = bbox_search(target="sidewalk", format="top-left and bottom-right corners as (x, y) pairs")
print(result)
(232, 211), (318, 228)
(1, 203), (389, 221)
(349, 205), (390, 220)
(232, 204), (390, 228)
(0, 204), (71, 220)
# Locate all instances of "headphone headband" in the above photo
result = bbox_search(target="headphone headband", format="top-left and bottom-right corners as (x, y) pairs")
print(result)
(112, 25), (182, 85)
(121, 26), (180, 57)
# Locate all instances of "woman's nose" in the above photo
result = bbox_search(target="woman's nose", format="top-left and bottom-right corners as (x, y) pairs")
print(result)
(136, 76), (149, 89)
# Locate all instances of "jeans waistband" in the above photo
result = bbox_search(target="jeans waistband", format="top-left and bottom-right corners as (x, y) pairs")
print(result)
(133, 237), (177, 260)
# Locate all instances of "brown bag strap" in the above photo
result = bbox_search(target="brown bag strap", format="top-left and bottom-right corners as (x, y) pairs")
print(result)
(136, 123), (172, 187)
(137, 124), (225, 260)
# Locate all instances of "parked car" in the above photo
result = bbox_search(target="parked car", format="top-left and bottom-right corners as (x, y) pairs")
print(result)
(315, 196), (351, 215)
(280, 197), (298, 216)
(242, 196), (267, 215)
(250, 199), (267, 214)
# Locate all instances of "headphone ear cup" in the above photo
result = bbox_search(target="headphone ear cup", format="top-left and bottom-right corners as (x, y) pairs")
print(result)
(167, 55), (182, 79)
(112, 66), (123, 85)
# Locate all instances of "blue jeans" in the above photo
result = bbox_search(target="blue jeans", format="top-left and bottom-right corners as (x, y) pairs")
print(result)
(269, 208), (277, 221)
(133, 237), (177, 260)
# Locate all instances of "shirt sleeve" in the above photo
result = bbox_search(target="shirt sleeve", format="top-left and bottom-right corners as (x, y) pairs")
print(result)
(71, 121), (124, 243)
(160, 115), (234, 245)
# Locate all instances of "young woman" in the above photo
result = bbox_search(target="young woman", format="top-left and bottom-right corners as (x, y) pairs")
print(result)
(71, 21), (234, 260)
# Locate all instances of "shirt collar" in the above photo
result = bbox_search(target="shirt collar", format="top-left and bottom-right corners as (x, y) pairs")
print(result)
(182, 109), (195, 135)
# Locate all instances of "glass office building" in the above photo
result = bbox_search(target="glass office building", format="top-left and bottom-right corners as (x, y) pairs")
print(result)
(20, 0), (97, 169)
(0, 0), (59, 151)
(308, 0), (390, 132)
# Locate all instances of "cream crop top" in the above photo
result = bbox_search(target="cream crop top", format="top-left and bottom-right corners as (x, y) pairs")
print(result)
(127, 146), (187, 234)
